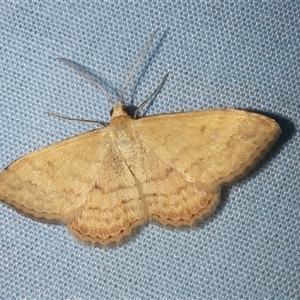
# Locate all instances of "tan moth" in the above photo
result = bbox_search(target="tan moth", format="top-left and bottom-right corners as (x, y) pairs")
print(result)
(0, 31), (280, 245)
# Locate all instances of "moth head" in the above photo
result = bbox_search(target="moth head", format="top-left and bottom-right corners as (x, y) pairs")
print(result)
(110, 105), (131, 120)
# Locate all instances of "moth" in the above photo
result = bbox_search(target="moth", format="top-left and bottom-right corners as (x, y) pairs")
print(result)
(0, 31), (280, 245)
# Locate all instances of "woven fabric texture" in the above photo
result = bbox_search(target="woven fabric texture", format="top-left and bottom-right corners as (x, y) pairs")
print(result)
(0, 1), (299, 299)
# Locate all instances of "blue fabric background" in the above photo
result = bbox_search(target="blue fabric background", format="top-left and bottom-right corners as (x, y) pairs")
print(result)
(0, 1), (299, 299)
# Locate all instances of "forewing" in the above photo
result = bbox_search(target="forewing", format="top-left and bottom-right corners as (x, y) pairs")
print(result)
(0, 128), (109, 223)
(133, 109), (280, 190)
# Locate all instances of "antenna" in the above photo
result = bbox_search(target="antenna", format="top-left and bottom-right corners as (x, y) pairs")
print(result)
(134, 72), (169, 119)
(119, 29), (160, 105)
(57, 58), (116, 106)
